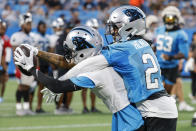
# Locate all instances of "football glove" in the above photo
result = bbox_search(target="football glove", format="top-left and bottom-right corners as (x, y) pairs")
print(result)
(21, 44), (39, 55)
(14, 47), (34, 71)
(41, 88), (62, 103)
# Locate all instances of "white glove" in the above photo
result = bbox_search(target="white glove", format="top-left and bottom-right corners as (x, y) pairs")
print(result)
(14, 47), (34, 71)
(185, 58), (194, 72)
(21, 44), (39, 55)
(41, 88), (62, 103)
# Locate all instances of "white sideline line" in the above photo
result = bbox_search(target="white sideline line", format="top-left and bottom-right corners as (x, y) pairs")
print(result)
(178, 120), (191, 123)
(0, 120), (191, 131)
(0, 123), (111, 130)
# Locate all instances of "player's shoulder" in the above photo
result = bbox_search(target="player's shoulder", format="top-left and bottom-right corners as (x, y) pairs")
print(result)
(155, 26), (165, 34)
(10, 31), (24, 46)
(30, 32), (40, 39)
(11, 31), (22, 38)
(177, 29), (188, 37)
(177, 29), (188, 40)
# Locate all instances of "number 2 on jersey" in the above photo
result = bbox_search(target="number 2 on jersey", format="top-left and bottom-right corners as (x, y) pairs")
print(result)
(142, 54), (159, 89)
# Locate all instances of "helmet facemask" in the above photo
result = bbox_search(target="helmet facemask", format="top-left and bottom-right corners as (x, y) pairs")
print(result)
(163, 14), (179, 30)
(105, 21), (122, 44)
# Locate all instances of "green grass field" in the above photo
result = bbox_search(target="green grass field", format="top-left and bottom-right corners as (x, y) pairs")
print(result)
(0, 79), (196, 131)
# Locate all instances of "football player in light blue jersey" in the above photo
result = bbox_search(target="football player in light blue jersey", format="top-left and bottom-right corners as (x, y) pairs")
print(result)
(14, 26), (144, 131)
(155, 6), (189, 94)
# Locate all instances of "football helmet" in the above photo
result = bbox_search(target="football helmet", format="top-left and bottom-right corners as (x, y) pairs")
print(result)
(63, 26), (103, 60)
(146, 15), (158, 29)
(161, 6), (181, 30)
(19, 12), (32, 27)
(52, 17), (65, 28)
(85, 18), (99, 29)
(105, 5), (146, 43)
(52, 18), (65, 35)
(179, 16), (185, 25)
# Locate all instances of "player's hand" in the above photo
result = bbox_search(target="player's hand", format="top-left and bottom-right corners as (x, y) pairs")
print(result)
(41, 88), (62, 103)
(21, 44), (38, 55)
(14, 47), (34, 71)
(162, 54), (172, 61)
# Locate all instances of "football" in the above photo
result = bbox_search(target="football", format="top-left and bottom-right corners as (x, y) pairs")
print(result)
(16, 45), (37, 76)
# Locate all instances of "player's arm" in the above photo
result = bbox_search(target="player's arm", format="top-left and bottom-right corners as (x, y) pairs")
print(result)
(30, 67), (81, 93)
(163, 53), (185, 61)
(37, 50), (75, 69)
(30, 67), (95, 93)
(22, 44), (75, 69)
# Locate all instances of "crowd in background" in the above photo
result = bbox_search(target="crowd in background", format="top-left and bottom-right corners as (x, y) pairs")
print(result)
(0, 0), (196, 36)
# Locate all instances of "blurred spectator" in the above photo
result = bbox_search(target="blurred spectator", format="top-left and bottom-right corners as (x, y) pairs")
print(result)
(2, 4), (17, 26)
(189, 32), (196, 104)
(97, 0), (109, 11)
(45, 0), (62, 10)
(0, 0), (7, 9)
(0, 19), (11, 103)
(81, 18), (101, 114)
(70, 0), (81, 11)
(97, 0), (109, 27)
(54, 19), (74, 114)
(30, 21), (50, 113)
(70, 10), (80, 26)
(14, 0), (30, 14)
(83, 0), (96, 11)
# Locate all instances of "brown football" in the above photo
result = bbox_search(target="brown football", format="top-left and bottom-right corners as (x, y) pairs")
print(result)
(16, 45), (37, 76)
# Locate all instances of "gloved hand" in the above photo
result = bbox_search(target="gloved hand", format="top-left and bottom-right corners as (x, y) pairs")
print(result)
(41, 88), (62, 103)
(21, 44), (39, 55)
(14, 47), (34, 71)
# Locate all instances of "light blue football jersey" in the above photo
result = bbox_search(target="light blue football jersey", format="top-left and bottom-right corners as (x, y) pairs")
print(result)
(155, 26), (189, 68)
(101, 39), (165, 103)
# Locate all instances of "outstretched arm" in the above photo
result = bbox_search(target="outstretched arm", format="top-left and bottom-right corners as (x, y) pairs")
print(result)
(30, 67), (81, 93)
(21, 44), (75, 69)
(37, 50), (75, 69)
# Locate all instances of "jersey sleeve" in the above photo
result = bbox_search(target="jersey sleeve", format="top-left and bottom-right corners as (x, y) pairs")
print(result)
(10, 33), (20, 46)
(70, 76), (95, 88)
(58, 55), (108, 81)
(101, 45), (128, 66)
(178, 31), (189, 59)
